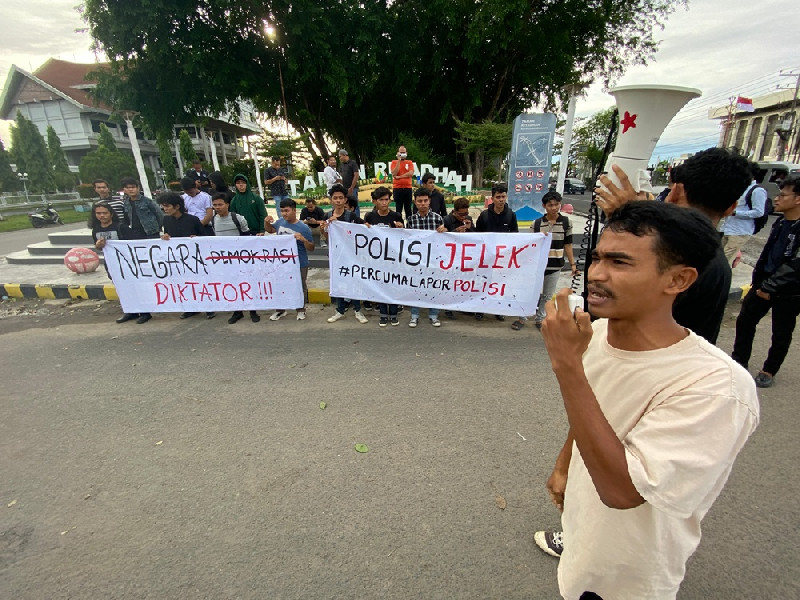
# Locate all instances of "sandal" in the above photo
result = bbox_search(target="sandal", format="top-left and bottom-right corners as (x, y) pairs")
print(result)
(511, 319), (526, 331)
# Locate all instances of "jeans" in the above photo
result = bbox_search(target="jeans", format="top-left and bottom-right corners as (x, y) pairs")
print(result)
(393, 187), (413, 220)
(410, 306), (439, 320)
(273, 194), (291, 209)
(732, 288), (800, 375)
(536, 270), (561, 321)
(336, 297), (361, 314)
(348, 188), (360, 218)
(378, 303), (398, 317)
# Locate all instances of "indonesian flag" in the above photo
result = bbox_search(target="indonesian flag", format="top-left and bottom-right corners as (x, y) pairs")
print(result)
(736, 96), (755, 113)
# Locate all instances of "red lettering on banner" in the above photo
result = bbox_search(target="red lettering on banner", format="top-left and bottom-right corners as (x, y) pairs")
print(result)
(508, 245), (528, 268)
(492, 246), (507, 269)
(478, 244), (491, 269)
(460, 243), (476, 272)
(222, 283), (237, 302)
(440, 243), (456, 270)
(239, 282), (253, 301)
(155, 283), (169, 305)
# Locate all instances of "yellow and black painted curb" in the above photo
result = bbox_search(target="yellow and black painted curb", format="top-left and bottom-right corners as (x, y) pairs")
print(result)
(2, 283), (332, 305)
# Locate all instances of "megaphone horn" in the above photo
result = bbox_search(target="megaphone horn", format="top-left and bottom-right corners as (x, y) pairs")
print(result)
(603, 85), (701, 193)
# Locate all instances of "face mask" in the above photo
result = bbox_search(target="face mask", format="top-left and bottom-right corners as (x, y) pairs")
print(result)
(399, 153), (407, 158)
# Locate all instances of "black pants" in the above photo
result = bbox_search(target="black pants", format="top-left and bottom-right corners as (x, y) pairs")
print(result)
(580, 593), (603, 600)
(393, 188), (413, 220)
(732, 288), (800, 375)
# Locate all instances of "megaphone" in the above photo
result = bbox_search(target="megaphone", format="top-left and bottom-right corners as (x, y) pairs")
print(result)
(603, 85), (701, 193)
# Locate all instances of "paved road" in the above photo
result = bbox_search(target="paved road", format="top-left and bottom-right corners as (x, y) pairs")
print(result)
(0, 299), (797, 599)
(0, 222), (86, 257)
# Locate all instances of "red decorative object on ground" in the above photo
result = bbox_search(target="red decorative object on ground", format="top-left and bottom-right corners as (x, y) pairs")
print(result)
(64, 247), (101, 273)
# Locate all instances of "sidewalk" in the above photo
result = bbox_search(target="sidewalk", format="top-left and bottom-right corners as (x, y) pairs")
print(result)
(0, 212), (753, 303)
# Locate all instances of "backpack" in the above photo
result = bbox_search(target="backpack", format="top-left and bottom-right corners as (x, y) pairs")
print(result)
(744, 185), (772, 234)
(212, 211), (250, 235)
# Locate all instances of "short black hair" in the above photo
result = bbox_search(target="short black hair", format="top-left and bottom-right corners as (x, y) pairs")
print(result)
(329, 183), (348, 197)
(604, 201), (720, 274)
(421, 172), (436, 184)
(88, 201), (119, 229)
(92, 179), (108, 186)
(271, 156), (281, 162)
(211, 192), (230, 204)
(279, 198), (297, 209)
(541, 190), (562, 205)
(305, 197), (317, 204)
(346, 196), (358, 210)
(414, 187), (430, 199)
(453, 197), (470, 211)
(491, 183), (508, 197)
(780, 174), (800, 195)
(371, 186), (391, 200)
(180, 177), (197, 191)
(120, 177), (139, 188)
(679, 148), (751, 216)
(158, 192), (185, 213)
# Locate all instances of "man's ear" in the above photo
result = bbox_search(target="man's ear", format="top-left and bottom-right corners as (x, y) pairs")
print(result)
(666, 183), (687, 206)
(665, 265), (698, 296)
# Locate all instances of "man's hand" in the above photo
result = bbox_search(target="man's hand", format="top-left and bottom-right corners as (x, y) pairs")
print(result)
(595, 164), (642, 218)
(293, 232), (305, 241)
(95, 239), (106, 250)
(436, 224), (446, 233)
(546, 467), (568, 512)
(756, 289), (771, 300)
(541, 288), (592, 371)
(160, 233), (171, 241)
(393, 221), (404, 228)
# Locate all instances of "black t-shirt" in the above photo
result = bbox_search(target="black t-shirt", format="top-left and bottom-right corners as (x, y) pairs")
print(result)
(265, 166), (288, 197)
(300, 206), (325, 228)
(673, 245), (730, 344)
(339, 160), (360, 189)
(365, 210), (403, 228)
(162, 213), (208, 238)
(92, 223), (121, 243)
(442, 213), (475, 232)
(324, 209), (364, 225)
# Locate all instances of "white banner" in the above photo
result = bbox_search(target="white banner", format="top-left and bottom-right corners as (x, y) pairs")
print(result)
(328, 221), (552, 316)
(105, 237), (304, 313)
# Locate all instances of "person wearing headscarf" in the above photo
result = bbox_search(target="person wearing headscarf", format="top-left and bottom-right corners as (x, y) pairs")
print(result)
(230, 174), (266, 234)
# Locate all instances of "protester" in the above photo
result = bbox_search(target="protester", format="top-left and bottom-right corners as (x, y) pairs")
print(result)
(732, 175), (800, 388)
(300, 197), (327, 248)
(338, 149), (360, 213)
(474, 183), (517, 321)
(264, 156), (290, 210)
(185, 159), (210, 192)
(322, 155), (342, 195)
(181, 177), (213, 234)
(364, 186), (404, 326)
(117, 177), (161, 324)
(391, 145), (415, 219)
(539, 202), (758, 600)
(93, 179), (126, 224)
(264, 199), (315, 321)
(89, 201), (120, 279)
(323, 184), (368, 324)
(230, 174), (267, 235)
(520, 191), (577, 331)
(441, 197), (475, 318)
(208, 171), (232, 200)
(418, 172), (448, 217)
(721, 162), (768, 265)
(406, 187), (446, 328)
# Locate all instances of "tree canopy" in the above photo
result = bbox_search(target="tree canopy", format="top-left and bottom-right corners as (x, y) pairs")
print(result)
(83, 0), (681, 185)
(10, 112), (55, 193)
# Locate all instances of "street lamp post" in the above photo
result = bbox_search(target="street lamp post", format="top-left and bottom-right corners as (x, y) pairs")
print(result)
(17, 172), (29, 203)
(156, 169), (167, 191)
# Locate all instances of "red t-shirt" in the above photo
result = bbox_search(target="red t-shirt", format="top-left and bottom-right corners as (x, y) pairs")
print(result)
(390, 160), (414, 189)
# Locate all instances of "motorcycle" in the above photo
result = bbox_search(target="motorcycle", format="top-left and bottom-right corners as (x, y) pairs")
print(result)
(29, 203), (63, 228)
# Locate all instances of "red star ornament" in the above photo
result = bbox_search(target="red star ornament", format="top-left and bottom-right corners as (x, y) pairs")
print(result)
(620, 111), (637, 133)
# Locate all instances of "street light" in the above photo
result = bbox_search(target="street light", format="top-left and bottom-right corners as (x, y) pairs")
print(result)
(17, 172), (29, 202)
(156, 169), (167, 190)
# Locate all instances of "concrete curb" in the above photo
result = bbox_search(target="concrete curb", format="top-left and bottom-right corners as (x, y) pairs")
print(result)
(1, 282), (333, 305)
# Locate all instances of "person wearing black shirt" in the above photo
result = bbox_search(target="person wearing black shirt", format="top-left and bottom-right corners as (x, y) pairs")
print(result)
(338, 149), (360, 206)
(185, 159), (211, 193)
(301, 197), (328, 248)
(416, 173), (448, 218)
(158, 193), (215, 320)
(442, 197), (475, 232)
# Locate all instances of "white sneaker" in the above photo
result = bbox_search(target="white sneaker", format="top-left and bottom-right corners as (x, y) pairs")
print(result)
(430, 318), (441, 327)
(327, 311), (345, 323)
(296, 311), (306, 321)
(269, 310), (286, 321)
(354, 311), (369, 324)
(320, 241), (328, 248)
(409, 318), (418, 328)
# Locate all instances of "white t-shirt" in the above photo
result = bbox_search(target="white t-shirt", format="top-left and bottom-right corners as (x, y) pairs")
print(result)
(323, 166), (340, 191)
(558, 319), (759, 600)
(182, 191), (212, 222)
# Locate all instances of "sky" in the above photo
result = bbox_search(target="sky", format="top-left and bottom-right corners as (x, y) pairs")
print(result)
(1, 0), (799, 161)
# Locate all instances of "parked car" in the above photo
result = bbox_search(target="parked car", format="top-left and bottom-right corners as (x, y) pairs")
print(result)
(564, 177), (587, 194)
(755, 161), (800, 202)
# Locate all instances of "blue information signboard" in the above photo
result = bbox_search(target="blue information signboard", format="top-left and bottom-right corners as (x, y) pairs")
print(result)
(507, 113), (557, 221)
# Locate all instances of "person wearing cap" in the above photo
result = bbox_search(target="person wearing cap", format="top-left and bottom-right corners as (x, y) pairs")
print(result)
(338, 149), (360, 216)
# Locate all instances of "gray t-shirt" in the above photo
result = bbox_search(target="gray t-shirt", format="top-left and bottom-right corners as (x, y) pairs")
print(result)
(213, 213), (250, 236)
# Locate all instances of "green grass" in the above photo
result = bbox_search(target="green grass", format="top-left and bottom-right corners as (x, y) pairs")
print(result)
(0, 209), (90, 233)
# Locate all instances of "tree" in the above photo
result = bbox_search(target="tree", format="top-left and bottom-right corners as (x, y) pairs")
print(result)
(156, 132), (178, 183)
(79, 123), (138, 188)
(83, 0), (681, 180)
(178, 129), (197, 167)
(47, 126), (77, 191)
(453, 121), (514, 186)
(0, 140), (20, 193)
(10, 112), (55, 192)
(572, 107), (619, 179)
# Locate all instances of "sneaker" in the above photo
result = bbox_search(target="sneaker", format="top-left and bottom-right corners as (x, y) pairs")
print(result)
(444, 310), (455, 319)
(250, 312), (260, 323)
(135, 313), (152, 324)
(327, 311), (346, 323)
(754, 372), (774, 388)
(354, 311), (369, 324)
(320, 240), (328, 248)
(534, 320), (543, 330)
(180, 312), (198, 319)
(116, 313), (137, 324)
(495, 315), (505, 322)
(379, 317), (388, 327)
(409, 318), (418, 328)
(228, 311), (244, 324)
(206, 312), (216, 319)
(296, 311), (306, 321)
(534, 530), (564, 558)
(430, 318), (441, 327)
(270, 310), (287, 321)
(475, 313), (484, 321)
(397, 306), (405, 314)
(390, 317), (399, 326)
(362, 301), (374, 311)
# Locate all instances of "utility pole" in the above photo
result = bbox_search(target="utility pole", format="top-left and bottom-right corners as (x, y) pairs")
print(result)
(777, 70), (800, 162)
(722, 97), (736, 149)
